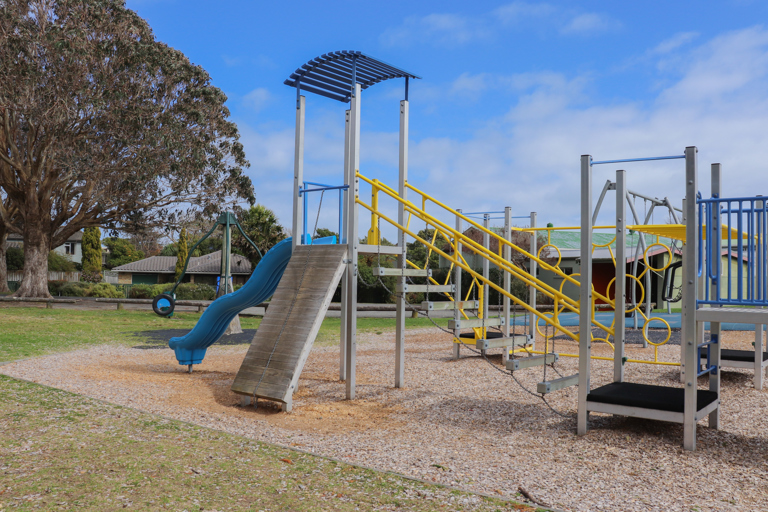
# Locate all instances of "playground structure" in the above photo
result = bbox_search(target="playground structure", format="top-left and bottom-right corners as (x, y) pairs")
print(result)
(160, 50), (768, 450)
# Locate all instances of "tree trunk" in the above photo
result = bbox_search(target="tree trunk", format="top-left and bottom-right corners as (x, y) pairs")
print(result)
(13, 222), (52, 298)
(0, 229), (10, 294)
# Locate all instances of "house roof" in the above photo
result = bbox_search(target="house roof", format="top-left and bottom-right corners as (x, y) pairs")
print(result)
(7, 230), (83, 242)
(112, 250), (252, 274)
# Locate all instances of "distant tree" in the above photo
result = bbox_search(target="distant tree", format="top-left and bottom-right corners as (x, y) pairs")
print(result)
(103, 238), (145, 269)
(5, 247), (24, 271)
(314, 228), (338, 240)
(0, 195), (21, 293)
(130, 230), (162, 257)
(406, 229), (443, 270)
(175, 228), (189, 281)
(81, 227), (102, 282)
(233, 205), (286, 268)
(48, 251), (76, 272)
(0, 0), (253, 297)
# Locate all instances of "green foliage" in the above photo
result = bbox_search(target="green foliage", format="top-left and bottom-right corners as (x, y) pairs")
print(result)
(314, 228), (338, 241)
(406, 229), (443, 270)
(89, 283), (123, 298)
(48, 251), (76, 272)
(80, 270), (102, 283)
(233, 205), (286, 268)
(47, 281), (68, 295)
(103, 238), (145, 269)
(175, 228), (189, 281)
(128, 284), (155, 299)
(174, 283), (216, 301)
(151, 284), (174, 297)
(81, 227), (102, 274)
(6, 247), (24, 271)
(59, 282), (92, 297)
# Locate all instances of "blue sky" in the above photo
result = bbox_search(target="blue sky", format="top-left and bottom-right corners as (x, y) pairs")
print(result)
(127, 0), (768, 236)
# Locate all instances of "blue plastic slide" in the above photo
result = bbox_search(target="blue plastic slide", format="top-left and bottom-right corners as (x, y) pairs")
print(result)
(169, 237), (294, 366)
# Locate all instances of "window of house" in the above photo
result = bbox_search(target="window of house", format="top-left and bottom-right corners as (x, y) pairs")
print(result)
(561, 267), (573, 275)
(64, 242), (76, 255)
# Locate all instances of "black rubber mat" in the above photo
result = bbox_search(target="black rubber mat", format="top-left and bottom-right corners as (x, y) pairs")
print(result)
(132, 329), (257, 349)
(587, 382), (718, 413)
(699, 348), (768, 362)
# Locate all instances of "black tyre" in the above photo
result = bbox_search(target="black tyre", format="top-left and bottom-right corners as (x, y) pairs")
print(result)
(152, 293), (175, 317)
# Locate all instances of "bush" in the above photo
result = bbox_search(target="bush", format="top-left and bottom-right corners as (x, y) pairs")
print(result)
(151, 283), (174, 297)
(89, 283), (123, 298)
(48, 251), (77, 272)
(80, 270), (102, 283)
(6, 247), (24, 271)
(59, 282), (92, 297)
(47, 280), (69, 295)
(174, 283), (216, 301)
(128, 284), (155, 299)
(233, 284), (243, 291)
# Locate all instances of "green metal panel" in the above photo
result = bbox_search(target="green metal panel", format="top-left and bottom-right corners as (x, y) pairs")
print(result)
(131, 273), (158, 285)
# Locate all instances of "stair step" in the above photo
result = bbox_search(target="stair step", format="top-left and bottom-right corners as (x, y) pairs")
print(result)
(506, 353), (558, 371)
(475, 335), (531, 350)
(537, 374), (579, 394)
(421, 300), (479, 311)
(397, 284), (455, 293)
(448, 317), (505, 329)
(373, 267), (431, 277)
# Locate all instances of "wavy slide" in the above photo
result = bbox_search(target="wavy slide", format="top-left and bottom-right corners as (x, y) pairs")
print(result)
(169, 237), (294, 367)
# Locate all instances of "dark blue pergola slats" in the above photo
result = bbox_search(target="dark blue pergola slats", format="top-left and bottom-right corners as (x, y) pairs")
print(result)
(284, 50), (421, 103)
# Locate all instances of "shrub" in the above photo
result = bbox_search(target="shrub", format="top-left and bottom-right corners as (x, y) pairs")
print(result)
(89, 283), (123, 298)
(80, 270), (102, 283)
(151, 283), (174, 297)
(233, 284), (243, 291)
(59, 282), (92, 297)
(128, 284), (155, 299)
(47, 280), (69, 295)
(6, 247), (24, 271)
(175, 283), (216, 301)
(48, 251), (77, 272)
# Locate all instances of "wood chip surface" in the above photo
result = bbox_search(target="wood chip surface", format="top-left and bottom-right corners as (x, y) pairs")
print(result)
(2, 327), (767, 511)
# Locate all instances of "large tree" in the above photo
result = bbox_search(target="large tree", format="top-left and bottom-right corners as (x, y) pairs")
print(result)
(0, 0), (254, 297)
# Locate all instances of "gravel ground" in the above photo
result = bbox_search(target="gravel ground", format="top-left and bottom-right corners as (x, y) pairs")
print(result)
(2, 326), (767, 512)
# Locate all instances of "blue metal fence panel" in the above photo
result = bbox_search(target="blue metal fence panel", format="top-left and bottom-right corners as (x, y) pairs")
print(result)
(698, 195), (768, 306)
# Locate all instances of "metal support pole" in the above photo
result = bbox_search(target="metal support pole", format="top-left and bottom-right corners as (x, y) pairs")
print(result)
(709, 163), (722, 428)
(614, 170), (626, 382)
(453, 210), (463, 360)
(503, 207), (511, 364)
(292, 95), (305, 250)
(345, 84), (361, 400)
(680, 197), (687, 383)
(683, 146), (699, 451)
(482, 214), (490, 356)
(529, 212), (537, 348)
(395, 99), (409, 388)
(340, 109), (350, 381)
(578, 155), (593, 436)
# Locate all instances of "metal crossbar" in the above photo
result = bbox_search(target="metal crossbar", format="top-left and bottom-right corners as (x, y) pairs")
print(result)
(591, 155), (685, 165)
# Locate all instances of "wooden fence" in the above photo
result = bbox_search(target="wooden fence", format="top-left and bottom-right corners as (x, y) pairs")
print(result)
(7, 271), (82, 282)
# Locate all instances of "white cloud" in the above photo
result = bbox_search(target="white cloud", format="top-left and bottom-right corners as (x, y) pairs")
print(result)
(493, 1), (556, 25)
(380, 13), (490, 48)
(560, 13), (620, 35)
(652, 32), (699, 54)
(242, 88), (272, 113)
(381, 4), (620, 48)
(240, 27), (768, 236)
(371, 27), (768, 230)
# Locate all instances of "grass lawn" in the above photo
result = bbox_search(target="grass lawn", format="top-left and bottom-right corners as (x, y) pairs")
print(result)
(0, 308), (451, 362)
(0, 376), (539, 512)
(0, 308), (537, 511)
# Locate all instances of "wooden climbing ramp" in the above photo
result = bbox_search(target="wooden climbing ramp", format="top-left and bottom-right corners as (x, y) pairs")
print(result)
(231, 244), (347, 411)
